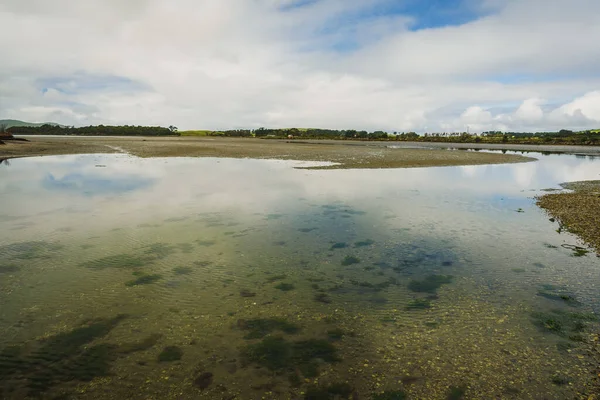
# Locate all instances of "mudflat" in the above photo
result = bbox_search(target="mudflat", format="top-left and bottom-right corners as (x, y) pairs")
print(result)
(536, 180), (600, 255)
(0, 136), (534, 169)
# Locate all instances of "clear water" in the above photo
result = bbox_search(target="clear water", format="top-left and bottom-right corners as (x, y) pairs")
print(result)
(1, 153), (599, 399)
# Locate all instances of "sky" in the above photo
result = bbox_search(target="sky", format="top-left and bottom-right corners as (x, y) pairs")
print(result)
(1, 0), (600, 132)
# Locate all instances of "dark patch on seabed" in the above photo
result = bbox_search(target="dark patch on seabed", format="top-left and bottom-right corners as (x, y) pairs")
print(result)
(0, 315), (162, 397)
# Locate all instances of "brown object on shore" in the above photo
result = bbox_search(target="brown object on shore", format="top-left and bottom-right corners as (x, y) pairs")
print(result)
(0, 136), (534, 169)
(536, 180), (600, 255)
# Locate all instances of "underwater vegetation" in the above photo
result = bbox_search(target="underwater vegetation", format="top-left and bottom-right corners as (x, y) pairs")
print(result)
(177, 243), (195, 253)
(326, 328), (345, 340)
(81, 254), (147, 270)
(196, 240), (216, 247)
(143, 243), (176, 259)
(531, 309), (597, 337)
(341, 256), (361, 266)
(157, 346), (183, 362)
(330, 242), (348, 250)
(537, 285), (581, 306)
(373, 390), (408, 400)
(242, 336), (340, 378)
(240, 289), (257, 297)
(405, 298), (432, 311)
(265, 274), (288, 283)
(408, 275), (453, 293)
(275, 283), (296, 291)
(304, 382), (354, 399)
(0, 315), (159, 396)
(173, 266), (193, 275)
(354, 239), (375, 248)
(314, 293), (332, 304)
(125, 273), (162, 287)
(0, 241), (64, 260)
(349, 277), (398, 292)
(0, 264), (19, 273)
(447, 386), (467, 400)
(236, 318), (301, 339)
(194, 372), (214, 390)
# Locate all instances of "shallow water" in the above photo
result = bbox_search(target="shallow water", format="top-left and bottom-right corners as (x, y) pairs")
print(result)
(1, 153), (599, 399)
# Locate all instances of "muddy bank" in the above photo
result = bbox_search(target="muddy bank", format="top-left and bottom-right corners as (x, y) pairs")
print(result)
(0, 136), (534, 169)
(536, 181), (600, 255)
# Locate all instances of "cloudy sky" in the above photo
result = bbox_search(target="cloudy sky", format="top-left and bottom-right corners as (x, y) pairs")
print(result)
(1, 0), (599, 132)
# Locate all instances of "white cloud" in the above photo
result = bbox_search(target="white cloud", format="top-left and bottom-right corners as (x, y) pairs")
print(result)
(1, 0), (599, 131)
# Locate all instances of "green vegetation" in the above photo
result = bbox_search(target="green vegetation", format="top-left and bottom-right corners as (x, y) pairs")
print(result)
(143, 243), (177, 259)
(354, 239), (375, 247)
(551, 375), (570, 386)
(7, 124), (177, 136)
(314, 293), (332, 304)
(405, 298), (432, 310)
(237, 318), (301, 339)
(0, 241), (64, 260)
(180, 130), (212, 136)
(447, 386), (467, 400)
(531, 309), (597, 336)
(0, 315), (128, 395)
(330, 242), (348, 250)
(240, 289), (257, 297)
(81, 254), (147, 270)
(304, 383), (354, 399)
(537, 285), (580, 306)
(266, 274), (288, 283)
(341, 255), (361, 266)
(275, 283), (296, 291)
(157, 346), (183, 362)
(326, 328), (345, 340)
(125, 273), (162, 287)
(373, 391), (408, 400)
(242, 336), (340, 377)
(0, 265), (19, 273)
(173, 266), (193, 275)
(408, 275), (453, 293)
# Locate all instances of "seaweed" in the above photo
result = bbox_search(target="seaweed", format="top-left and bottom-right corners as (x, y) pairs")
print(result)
(0, 264), (19, 273)
(1, 241), (64, 260)
(531, 309), (597, 336)
(330, 242), (348, 250)
(275, 283), (295, 291)
(341, 256), (361, 266)
(408, 275), (453, 293)
(447, 386), (466, 400)
(354, 239), (375, 248)
(237, 318), (301, 339)
(81, 254), (146, 270)
(173, 266), (193, 275)
(314, 293), (332, 304)
(158, 346), (183, 362)
(305, 383), (354, 399)
(0, 315), (127, 395)
(405, 299), (432, 311)
(143, 243), (176, 259)
(373, 391), (407, 400)
(266, 274), (288, 283)
(125, 273), (162, 287)
(242, 336), (339, 377)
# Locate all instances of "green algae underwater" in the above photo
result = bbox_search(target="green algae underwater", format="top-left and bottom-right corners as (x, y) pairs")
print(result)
(1, 153), (600, 399)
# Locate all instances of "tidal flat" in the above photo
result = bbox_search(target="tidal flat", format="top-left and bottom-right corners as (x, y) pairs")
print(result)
(1, 151), (600, 399)
(0, 136), (536, 169)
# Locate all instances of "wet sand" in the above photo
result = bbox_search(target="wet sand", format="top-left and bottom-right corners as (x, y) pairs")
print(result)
(536, 181), (600, 255)
(0, 136), (535, 169)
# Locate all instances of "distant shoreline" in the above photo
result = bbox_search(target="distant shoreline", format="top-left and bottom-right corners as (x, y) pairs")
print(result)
(0, 135), (536, 169)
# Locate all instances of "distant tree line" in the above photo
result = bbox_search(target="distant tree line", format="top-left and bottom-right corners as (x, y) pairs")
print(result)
(205, 127), (600, 145)
(7, 123), (600, 145)
(7, 124), (178, 136)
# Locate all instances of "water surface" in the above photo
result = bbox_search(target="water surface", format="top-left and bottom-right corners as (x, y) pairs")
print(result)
(1, 153), (599, 399)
